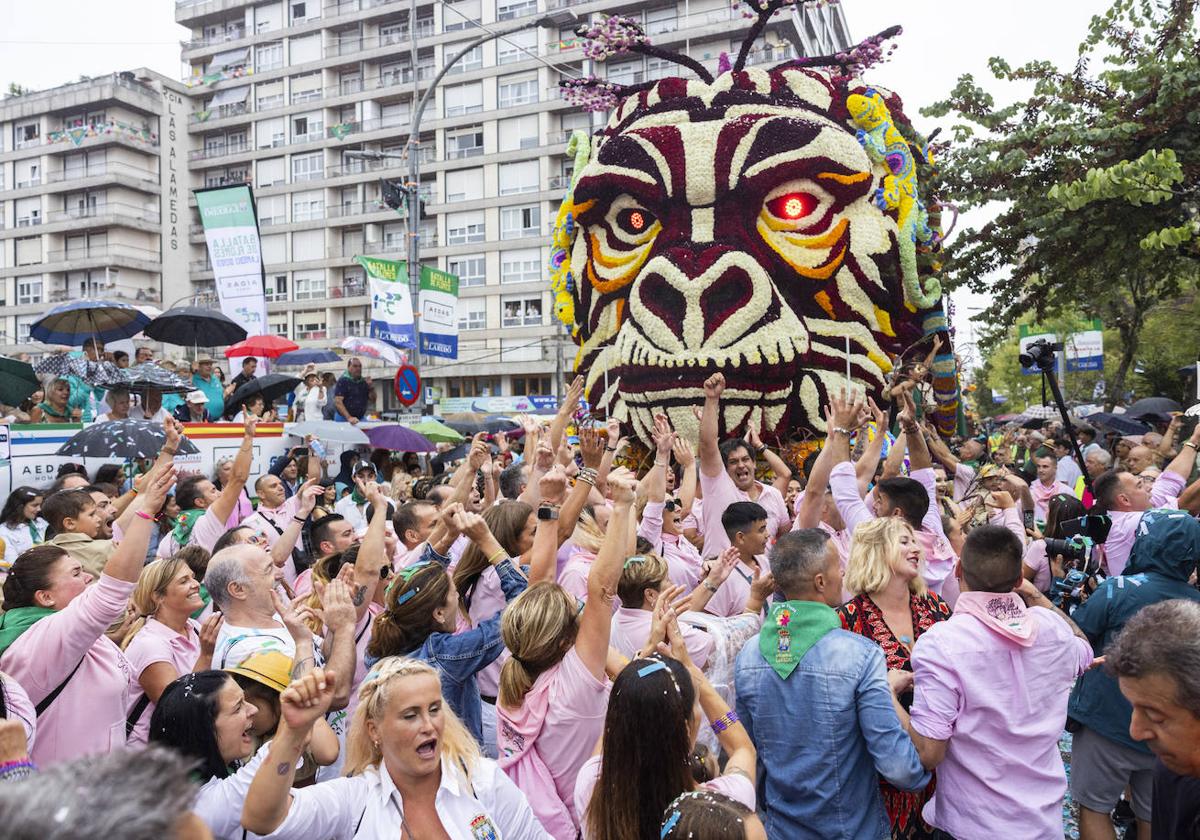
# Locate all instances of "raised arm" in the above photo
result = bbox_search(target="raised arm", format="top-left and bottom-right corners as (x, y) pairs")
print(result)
(797, 440), (837, 529)
(924, 421), (960, 472)
(898, 391), (931, 472)
(639, 414), (674, 505)
(1164, 422), (1200, 482)
(563, 428), (605, 545)
(673, 437), (697, 518)
(107, 466), (175, 582)
(1158, 415), (1181, 464)
(549, 375), (583, 455)
(518, 438), (555, 508)
(210, 414), (258, 525)
(528, 466), (567, 584)
(268, 480), (321, 569)
(854, 400), (889, 496)
(699, 373), (725, 479)
(350, 480), (389, 619)
(575, 469), (636, 680)
(748, 426), (791, 495)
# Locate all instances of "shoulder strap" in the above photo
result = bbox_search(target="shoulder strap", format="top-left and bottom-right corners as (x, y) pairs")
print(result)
(35, 655), (86, 717)
(126, 693), (153, 738)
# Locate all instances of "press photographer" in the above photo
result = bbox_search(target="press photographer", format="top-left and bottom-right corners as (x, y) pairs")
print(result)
(1065, 509), (1200, 840)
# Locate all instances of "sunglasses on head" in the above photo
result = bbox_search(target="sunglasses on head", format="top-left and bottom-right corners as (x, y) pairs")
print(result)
(665, 499), (679, 512)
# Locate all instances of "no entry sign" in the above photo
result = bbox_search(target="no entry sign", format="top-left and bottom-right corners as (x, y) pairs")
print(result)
(393, 365), (422, 407)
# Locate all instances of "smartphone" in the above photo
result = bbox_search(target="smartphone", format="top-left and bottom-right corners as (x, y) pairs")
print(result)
(309, 439), (326, 459)
(1023, 510), (1035, 532)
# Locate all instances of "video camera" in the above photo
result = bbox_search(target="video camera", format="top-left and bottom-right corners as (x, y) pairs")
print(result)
(1045, 515), (1111, 609)
(1019, 339), (1063, 373)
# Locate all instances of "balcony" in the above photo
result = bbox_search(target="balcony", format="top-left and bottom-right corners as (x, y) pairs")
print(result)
(181, 25), (246, 50)
(190, 139), (250, 161)
(190, 101), (249, 125)
(743, 43), (798, 66)
(45, 161), (159, 187)
(43, 202), (160, 226)
(43, 120), (159, 152)
(202, 172), (253, 188)
(496, 0), (538, 21)
(44, 243), (161, 266)
(547, 174), (572, 191)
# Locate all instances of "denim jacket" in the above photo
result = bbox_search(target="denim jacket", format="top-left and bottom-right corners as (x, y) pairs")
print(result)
(735, 628), (929, 840)
(411, 545), (527, 744)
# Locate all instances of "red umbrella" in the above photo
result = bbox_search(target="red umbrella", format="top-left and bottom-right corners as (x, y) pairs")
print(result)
(224, 335), (300, 359)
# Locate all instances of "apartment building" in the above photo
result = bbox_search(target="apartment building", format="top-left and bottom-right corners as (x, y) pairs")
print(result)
(176, 0), (851, 410)
(0, 70), (192, 351)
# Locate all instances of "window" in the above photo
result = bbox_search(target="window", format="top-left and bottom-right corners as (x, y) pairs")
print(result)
(458, 297), (486, 331)
(17, 278), (43, 305)
(645, 6), (678, 35)
(16, 315), (37, 343)
(294, 271), (327, 301)
(502, 294), (543, 327)
(266, 274), (289, 302)
(381, 101), (410, 128)
(446, 126), (483, 159)
(290, 1), (317, 23)
(500, 205), (541, 239)
(447, 255), (485, 287)
(289, 33), (321, 64)
(15, 160), (40, 188)
(291, 151), (323, 181)
(260, 233), (286, 264)
(291, 73), (322, 104)
(255, 79), (284, 111)
(292, 229), (324, 261)
(498, 72), (537, 108)
(15, 197), (41, 227)
(258, 194), (286, 226)
(15, 237), (41, 266)
(443, 0), (480, 31)
(294, 309), (327, 338)
(380, 22), (406, 47)
(497, 0), (537, 22)
(256, 117), (286, 149)
(497, 114), (539, 152)
(14, 122), (39, 148)
(268, 315), (290, 336)
(606, 59), (643, 85)
(512, 376), (552, 395)
(501, 248), (541, 284)
(446, 210), (485, 245)
(291, 189), (324, 221)
(497, 29), (536, 66)
(447, 43), (483, 74)
(256, 42), (284, 71)
(255, 3), (282, 33)
(340, 71), (363, 95)
(443, 81), (483, 117)
(445, 168), (484, 202)
(499, 160), (539, 195)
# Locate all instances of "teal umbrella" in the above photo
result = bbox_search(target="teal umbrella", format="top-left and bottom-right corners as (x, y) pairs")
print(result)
(0, 356), (40, 406)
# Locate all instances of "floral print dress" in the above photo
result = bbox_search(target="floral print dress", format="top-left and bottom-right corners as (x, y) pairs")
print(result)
(837, 592), (952, 840)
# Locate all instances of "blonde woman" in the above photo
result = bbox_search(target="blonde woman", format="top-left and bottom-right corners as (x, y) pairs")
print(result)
(556, 508), (607, 602)
(836, 516), (950, 840)
(122, 556), (223, 744)
(240, 657), (549, 839)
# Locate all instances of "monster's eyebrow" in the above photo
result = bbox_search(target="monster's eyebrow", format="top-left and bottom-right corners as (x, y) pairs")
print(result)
(817, 171), (871, 185)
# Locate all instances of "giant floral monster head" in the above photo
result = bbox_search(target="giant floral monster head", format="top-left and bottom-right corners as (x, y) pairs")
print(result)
(549, 2), (959, 444)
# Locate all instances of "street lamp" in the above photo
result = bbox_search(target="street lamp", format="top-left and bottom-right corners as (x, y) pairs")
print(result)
(346, 8), (577, 406)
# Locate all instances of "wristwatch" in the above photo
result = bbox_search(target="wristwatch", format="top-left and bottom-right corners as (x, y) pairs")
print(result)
(703, 580), (720, 593)
(537, 506), (560, 521)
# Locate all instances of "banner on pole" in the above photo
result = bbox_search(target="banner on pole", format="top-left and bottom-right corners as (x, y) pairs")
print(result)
(1064, 319), (1104, 372)
(418, 265), (459, 359)
(194, 185), (268, 337)
(358, 256), (415, 349)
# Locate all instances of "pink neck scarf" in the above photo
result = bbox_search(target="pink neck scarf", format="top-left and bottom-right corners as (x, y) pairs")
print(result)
(953, 590), (1039, 647)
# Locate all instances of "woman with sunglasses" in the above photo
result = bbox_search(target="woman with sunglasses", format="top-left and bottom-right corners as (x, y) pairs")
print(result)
(0, 487), (47, 571)
(637, 418), (705, 588)
(368, 505), (527, 746)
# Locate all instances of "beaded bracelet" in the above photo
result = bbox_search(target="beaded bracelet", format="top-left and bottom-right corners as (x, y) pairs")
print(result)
(0, 758), (36, 781)
(487, 549), (508, 565)
(710, 710), (739, 734)
(134, 510), (158, 522)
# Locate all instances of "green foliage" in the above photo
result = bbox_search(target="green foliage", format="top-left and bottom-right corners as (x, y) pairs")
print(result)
(928, 0), (1200, 409)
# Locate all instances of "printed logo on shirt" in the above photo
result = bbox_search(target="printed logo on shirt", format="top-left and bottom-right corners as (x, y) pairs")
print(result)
(984, 595), (1023, 628)
(469, 814), (499, 840)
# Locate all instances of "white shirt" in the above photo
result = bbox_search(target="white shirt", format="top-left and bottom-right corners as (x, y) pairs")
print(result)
(297, 385), (327, 422)
(0, 518), (47, 566)
(211, 620), (297, 670)
(264, 756), (550, 840)
(129, 406), (169, 423)
(193, 742), (272, 840)
(334, 494), (369, 535)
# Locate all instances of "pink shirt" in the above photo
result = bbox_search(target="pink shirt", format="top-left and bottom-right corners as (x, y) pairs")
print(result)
(241, 496), (302, 584)
(909, 606), (1093, 840)
(698, 470), (790, 556)
(1030, 479), (1075, 521)
(609, 606), (713, 669)
(573, 754), (754, 838)
(558, 549), (598, 606)
(638, 502), (704, 589)
(1102, 471), (1183, 577)
(157, 504), (228, 558)
(498, 647), (609, 839)
(1023, 540), (1052, 593)
(463, 566), (507, 698)
(1, 673), (36, 752)
(705, 555), (768, 618)
(123, 617), (201, 745)
(0, 573), (136, 765)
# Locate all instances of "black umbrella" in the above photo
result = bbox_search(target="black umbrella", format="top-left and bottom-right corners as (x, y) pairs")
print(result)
(56, 419), (199, 460)
(143, 306), (248, 348)
(0, 356), (40, 406)
(443, 413), (522, 437)
(1126, 397), (1181, 420)
(1087, 412), (1151, 436)
(34, 354), (121, 385)
(227, 373), (301, 413)
(95, 362), (192, 395)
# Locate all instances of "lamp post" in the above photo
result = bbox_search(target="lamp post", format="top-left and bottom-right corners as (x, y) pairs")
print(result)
(346, 8), (577, 404)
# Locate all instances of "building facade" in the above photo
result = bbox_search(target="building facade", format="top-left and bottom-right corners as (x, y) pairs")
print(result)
(0, 70), (192, 349)
(0, 0), (850, 411)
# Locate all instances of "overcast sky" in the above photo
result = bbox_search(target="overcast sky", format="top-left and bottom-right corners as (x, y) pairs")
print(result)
(0, 0), (1113, 366)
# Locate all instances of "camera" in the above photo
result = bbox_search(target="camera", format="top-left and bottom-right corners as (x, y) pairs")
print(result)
(1019, 339), (1063, 373)
(1046, 515), (1111, 609)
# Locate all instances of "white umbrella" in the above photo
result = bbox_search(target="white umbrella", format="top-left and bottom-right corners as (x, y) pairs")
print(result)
(286, 420), (370, 445)
(340, 336), (407, 366)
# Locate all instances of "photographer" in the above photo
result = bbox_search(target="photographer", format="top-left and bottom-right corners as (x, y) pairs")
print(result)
(1091, 421), (1200, 577)
(1066, 509), (1200, 840)
(1022, 493), (1087, 596)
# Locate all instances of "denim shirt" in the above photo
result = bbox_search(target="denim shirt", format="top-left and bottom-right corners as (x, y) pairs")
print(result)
(735, 628), (929, 840)
(411, 548), (527, 744)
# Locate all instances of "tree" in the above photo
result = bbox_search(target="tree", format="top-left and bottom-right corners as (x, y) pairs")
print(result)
(927, 0), (1200, 409)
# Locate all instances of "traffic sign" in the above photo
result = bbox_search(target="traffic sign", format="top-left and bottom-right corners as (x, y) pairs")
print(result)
(393, 365), (422, 407)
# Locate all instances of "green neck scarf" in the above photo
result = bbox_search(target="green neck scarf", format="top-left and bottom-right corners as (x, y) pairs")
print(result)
(190, 584), (212, 620)
(0, 606), (55, 658)
(350, 487), (367, 505)
(759, 600), (841, 679)
(172, 508), (206, 546)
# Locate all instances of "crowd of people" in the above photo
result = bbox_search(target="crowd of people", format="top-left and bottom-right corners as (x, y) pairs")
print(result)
(0, 367), (1199, 840)
(1, 340), (379, 426)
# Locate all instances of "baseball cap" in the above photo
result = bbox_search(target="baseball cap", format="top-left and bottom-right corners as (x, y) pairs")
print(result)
(225, 650), (292, 693)
(186, 390), (208, 404)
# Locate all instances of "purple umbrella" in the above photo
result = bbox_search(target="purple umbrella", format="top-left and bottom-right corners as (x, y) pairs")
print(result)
(365, 424), (436, 452)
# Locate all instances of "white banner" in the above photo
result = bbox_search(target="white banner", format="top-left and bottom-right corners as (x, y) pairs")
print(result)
(195, 185), (268, 337)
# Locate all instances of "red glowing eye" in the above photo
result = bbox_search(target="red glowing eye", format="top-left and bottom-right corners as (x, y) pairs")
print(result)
(767, 192), (818, 220)
(618, 207), (656, 235)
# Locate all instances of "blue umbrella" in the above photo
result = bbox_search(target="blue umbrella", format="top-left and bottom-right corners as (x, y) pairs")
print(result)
(1087, 412), (1150, 436)
(30, 300), (152, 346)
(276, 349), (342, 366)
